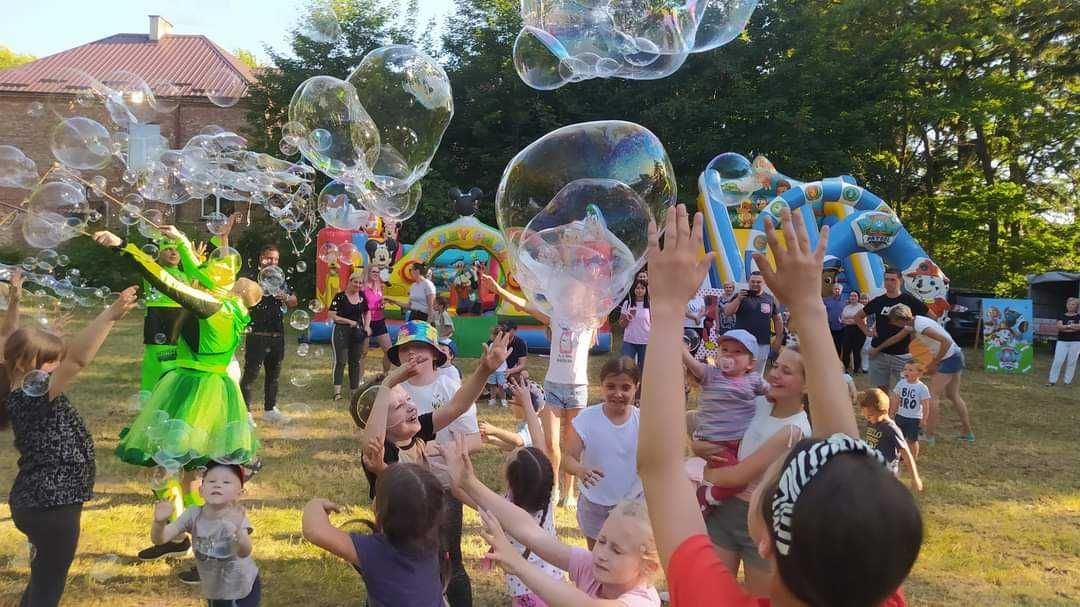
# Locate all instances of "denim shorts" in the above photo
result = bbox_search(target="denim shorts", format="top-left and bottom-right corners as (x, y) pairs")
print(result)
(937, 351), (965, 374)
(576, 493), (616, 540)
(543, 381), (588, 410)
(487, 371), (506, 387)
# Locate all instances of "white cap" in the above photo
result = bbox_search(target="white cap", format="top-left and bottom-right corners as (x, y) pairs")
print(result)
(717, 329), (759, 358)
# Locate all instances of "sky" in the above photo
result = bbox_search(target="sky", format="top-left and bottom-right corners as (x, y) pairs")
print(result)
(0, 0), (455, 65)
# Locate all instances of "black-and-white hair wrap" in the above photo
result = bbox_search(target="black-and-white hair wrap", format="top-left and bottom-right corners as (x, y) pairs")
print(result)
(771, 433), (886, 556)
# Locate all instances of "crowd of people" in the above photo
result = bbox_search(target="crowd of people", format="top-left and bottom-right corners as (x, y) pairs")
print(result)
(0, 205), (1005, 607)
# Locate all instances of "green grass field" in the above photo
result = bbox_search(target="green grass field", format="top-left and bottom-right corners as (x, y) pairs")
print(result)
(1, 318), (1078, 606)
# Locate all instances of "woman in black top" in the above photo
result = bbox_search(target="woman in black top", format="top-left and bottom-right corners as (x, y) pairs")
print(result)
(328, 272), (370, 401)
(0, 287), (137, 607)
(1048, 296), (1080, 386)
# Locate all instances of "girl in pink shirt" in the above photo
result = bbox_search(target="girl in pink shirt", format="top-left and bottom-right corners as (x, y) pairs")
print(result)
(360, 264), (392, 371)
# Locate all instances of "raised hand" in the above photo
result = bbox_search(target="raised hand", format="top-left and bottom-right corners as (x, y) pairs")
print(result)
(752, 207), (828, 307)
(479, 330), (511, 373)
(646, 205), (714, 313)
(384, 359), (423, 387)
(160, 225), (184, 241)
(153, 500), (173, 523)
(107, 286), (139, 320)
(506, 376), (530, 408)
(92, 231), (122, 248)
(361, 437), (386, 475)
(477, 508), (522, 572)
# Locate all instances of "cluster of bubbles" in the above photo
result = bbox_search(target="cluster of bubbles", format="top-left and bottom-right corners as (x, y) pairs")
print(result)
(140, 409), (253, 472)
(1, 258), (115, 318)
(495, 121), (676, 329)
(515, 0), (758, 89)
(286, 45), (454, 223)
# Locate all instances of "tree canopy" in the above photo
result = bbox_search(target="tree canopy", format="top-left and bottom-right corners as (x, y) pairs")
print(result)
(244, 0), (1080, 296)
(0, 45), (35, 71)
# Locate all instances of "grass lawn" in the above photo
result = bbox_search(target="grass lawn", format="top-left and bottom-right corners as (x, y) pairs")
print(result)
(1, 318), (1078, 606)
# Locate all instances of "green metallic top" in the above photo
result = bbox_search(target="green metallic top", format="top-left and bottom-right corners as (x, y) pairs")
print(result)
(120, 242), (250, 374)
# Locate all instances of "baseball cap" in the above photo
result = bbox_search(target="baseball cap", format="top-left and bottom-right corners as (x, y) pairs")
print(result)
(717, 329), (758, 357)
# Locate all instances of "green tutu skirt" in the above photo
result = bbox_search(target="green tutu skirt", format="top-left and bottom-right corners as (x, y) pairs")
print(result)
(116, 367), (259, 469)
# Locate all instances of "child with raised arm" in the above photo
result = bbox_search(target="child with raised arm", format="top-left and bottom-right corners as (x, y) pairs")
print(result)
(2, 287), (138, 607)
(681, 329), (769, 512)
(303, 463), (447, 607)
(437, 436), (661, 607)
(350, 332), (511, 607)
(151, 462), (259, 606)
(638, 206), (919, 606)
(480, 377), (546, 451)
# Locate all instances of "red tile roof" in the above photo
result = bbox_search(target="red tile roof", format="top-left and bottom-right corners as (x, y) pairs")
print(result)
(0, 33), (254, 98)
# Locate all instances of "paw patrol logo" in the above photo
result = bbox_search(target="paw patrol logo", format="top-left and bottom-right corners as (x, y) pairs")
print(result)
(803, 184), (822, 201)
(769, 200), (785, 215)
(753, 234), (767, 252)
(842, 185), (861, 203)
(852, 212), (900, 251)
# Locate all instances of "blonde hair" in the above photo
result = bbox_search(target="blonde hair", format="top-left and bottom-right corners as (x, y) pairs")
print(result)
(886, 304), (914, 323)
(1067, 297), (1079, 309)
(0, 328), (66, 428)
(608, 500), (661, 583)
(231, 278), (263, 308)
(903, 361), (925, 375)
(857, 388), (889, 414)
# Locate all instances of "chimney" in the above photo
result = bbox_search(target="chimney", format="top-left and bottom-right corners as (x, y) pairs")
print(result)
(149, 15), (173, 41)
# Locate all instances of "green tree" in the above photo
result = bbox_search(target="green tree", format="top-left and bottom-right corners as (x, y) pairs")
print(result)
(0, 45), (35, 70)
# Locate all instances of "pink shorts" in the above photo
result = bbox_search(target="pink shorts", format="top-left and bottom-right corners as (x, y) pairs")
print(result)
(513, 592), (548, 607)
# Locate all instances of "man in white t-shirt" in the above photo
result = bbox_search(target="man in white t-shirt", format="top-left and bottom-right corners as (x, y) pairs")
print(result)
(406, 263), (437, 322)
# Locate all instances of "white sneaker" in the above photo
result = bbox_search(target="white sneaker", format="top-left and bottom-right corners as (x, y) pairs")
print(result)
(247, 412), (257, 428)
(487, 398), (497, 407)
(263, 408), (290, 424)
(500, 399), (508, 408)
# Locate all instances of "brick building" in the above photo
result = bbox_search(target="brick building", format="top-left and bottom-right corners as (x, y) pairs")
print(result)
(0, 15), (255, 232)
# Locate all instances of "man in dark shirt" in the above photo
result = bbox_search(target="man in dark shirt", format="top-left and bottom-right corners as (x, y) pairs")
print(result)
(240, 244), (297, 423)
(856, 268), (929, 388)
(723, 271), (783, 375)
(823, 283), (846, 355)
(501, 320), (530, 382)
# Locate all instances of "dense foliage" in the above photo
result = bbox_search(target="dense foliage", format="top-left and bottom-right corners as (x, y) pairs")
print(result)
(245, 0), (1080, 296)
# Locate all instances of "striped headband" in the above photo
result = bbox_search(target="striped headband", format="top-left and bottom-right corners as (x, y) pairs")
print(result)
(771, 433), (886, 556)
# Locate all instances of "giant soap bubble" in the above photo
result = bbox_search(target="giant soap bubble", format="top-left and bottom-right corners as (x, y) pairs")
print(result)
(21, 182), (90, 249)
(514, 0), (758, 89)
(317, 181), (371, 230)
(0, 145), (39, 190)
(50, 117), (113, 170)
(347, 45), (454, 196)
(288, 75), (380, 186)
(496, 121), (676, 328)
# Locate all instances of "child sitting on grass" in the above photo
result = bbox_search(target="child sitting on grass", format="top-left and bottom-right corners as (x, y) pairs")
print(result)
(151, 462), (259, 606)
(681, 329), (769, 512)
(859, 388), (924, 493)
(480, 377), (545, 451)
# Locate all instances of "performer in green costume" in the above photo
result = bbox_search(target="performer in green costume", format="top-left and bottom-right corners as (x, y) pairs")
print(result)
(93, 228), (261, 472)
(140, 243), (185, 393)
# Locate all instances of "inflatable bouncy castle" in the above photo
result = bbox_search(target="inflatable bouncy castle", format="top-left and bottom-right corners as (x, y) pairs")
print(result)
(309, 199), (611, 355)
(698, 153), (948, 313)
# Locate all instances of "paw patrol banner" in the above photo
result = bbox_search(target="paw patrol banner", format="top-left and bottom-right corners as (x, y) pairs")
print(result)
(982, 299), (1033, 373)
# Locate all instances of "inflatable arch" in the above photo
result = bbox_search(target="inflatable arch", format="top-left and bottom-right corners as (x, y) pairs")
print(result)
(698, 153), (949, 319)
